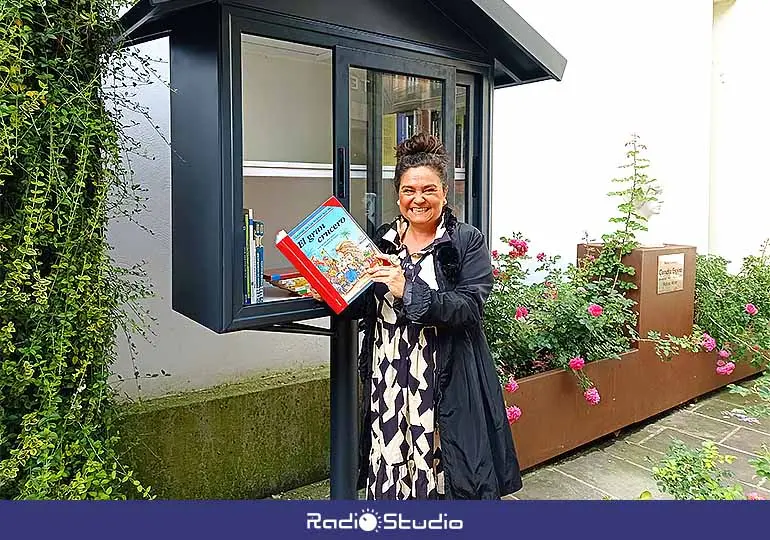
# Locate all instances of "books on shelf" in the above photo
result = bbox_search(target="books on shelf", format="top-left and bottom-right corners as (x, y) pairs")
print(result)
(275, 196), (387, 314)
(243, 209), (264, 305)
(263, 267), (311, 296)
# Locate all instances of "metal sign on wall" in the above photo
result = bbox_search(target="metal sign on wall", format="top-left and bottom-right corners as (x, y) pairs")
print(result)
(657, 253), (685, 294)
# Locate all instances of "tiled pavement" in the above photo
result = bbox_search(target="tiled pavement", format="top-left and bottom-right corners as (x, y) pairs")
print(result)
(272, 374), (770, 500)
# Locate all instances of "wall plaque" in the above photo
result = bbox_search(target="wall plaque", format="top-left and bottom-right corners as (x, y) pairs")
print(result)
(657, 253), (685, 294)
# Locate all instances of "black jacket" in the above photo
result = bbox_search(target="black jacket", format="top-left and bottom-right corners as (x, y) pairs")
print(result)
(348, 209), (522, 499)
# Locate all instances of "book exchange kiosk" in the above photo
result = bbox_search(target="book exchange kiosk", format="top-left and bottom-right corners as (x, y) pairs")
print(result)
(119, 0), (566, 499)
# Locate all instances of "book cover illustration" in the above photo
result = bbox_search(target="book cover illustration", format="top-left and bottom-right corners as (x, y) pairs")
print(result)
(275, 196), (385, 314)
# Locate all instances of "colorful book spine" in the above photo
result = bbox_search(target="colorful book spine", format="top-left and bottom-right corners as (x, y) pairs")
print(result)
(248, 215), (257, 304)
(254, 220), (264, 303)
(243, 209), (251, 304)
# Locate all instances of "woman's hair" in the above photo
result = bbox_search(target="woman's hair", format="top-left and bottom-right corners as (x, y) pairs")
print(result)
(393, 132), (448, 192)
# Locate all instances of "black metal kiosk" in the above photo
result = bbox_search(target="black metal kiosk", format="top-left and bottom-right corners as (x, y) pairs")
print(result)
(119, 0), (566, 500)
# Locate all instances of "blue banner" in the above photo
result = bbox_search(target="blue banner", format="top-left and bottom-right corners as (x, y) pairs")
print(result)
(0, 500), (765, 539)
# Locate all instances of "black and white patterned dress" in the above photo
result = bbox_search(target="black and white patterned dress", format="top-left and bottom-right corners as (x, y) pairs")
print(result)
(366, 217), (448, 500)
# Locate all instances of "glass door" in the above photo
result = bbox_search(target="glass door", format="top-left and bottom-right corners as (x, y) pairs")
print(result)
(334, 47), (456, 236)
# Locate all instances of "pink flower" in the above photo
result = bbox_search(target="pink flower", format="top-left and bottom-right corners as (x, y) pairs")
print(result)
(491, 250), (499, 259)
(506, 405), (522, 424)
(515, 306), (529, 320)
(746, 303), (758, 316)
(493, 268), (500, 278)
(507, 239), (528, 258)
(746, 492), (765, 500)
(568, 356), (585, 370)
(504, 376), (519, 393)
(587, 304), (603, 317)
(584, 387), (601, 406)
(716, 361), (736, 376)
(536, 252), (546, 262)
(701, 333), (717, 352)
(718, 349), (731, 359)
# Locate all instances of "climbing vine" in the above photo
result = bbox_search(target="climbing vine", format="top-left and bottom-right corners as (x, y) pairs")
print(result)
(0, 0), (152, 498)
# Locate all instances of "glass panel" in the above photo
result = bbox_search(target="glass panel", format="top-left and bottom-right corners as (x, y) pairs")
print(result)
(349, 70), (444, 235)
(453, 86), (469, 222)
(240, 34), (332, 305)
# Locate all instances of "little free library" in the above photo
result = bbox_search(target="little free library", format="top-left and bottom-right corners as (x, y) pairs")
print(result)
(119, 0), (566, 498)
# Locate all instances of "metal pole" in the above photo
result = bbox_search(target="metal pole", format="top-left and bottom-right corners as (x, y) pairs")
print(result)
(329, 317), (359, 500)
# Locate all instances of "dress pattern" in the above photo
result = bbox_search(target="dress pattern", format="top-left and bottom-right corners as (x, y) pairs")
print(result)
(366, 217), (447, 500)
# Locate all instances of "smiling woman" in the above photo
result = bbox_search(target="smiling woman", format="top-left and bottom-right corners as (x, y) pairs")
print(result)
(312, 132), (522, 499)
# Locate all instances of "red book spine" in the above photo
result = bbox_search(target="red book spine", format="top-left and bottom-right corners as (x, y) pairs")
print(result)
(275, 233), (348, 315)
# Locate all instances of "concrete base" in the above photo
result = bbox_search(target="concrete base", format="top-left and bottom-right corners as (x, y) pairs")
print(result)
(119, 365), (330, 499)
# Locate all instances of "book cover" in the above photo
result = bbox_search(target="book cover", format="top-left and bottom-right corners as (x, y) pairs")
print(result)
(275, 196), (385, 314)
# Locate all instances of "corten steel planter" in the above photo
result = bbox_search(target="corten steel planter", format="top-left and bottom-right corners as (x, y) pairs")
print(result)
(507, 244), (764, 471)
(507, 349), (761, 470)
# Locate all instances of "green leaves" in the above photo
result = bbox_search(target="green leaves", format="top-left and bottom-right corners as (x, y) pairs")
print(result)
(582, 133), (658, 290)
(0, 0), (151, 499)
(652, 440), (745, 500)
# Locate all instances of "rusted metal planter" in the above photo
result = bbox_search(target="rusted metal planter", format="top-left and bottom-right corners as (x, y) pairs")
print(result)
(506, 244), (763, 470)
(507, 348), (762, 470)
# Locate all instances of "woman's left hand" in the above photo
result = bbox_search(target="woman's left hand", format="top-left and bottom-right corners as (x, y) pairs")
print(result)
(367, 261), (406, 299)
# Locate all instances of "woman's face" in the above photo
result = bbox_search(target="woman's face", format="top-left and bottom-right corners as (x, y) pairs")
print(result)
(397, 166), (446, 229)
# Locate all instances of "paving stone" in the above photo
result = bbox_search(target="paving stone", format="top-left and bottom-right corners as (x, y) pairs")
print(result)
(622, 423), (666, 444)
(604, 440), (664, 471)
(693, 400), (770, 434)
(721, 427), (770, 455)
(639, 428), (762, 487)
(554, 448), (670, 500)
(655, 409), (739, 441)
(516, 468), (609, 500)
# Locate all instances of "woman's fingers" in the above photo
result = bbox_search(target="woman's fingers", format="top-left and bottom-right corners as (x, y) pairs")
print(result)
(367, 267), (396, 279)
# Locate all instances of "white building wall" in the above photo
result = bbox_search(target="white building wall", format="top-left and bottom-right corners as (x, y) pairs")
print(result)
(494, 0), (713, 263)
(710, 0), (770, 269)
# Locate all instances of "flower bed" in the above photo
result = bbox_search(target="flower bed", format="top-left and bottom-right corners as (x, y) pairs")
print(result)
(494, 242), (767, 470)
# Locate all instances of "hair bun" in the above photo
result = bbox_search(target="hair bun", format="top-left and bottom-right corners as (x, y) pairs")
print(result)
(395, 132), (446, 159)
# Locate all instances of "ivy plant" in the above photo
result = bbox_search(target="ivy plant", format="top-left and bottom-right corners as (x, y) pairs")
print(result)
(0, 0), (152, 499)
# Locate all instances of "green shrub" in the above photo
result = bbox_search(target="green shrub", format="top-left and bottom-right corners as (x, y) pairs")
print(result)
(0, 0), (150, 499)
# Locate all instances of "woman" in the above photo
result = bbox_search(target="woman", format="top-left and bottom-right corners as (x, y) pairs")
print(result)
(317, 133), (521, 499)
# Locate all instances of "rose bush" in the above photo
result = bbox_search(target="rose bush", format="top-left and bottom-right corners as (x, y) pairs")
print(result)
(484, 232), (638, 413)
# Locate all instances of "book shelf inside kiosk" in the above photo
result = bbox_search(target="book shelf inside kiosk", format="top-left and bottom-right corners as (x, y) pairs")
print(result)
(240, 34), (469, 307)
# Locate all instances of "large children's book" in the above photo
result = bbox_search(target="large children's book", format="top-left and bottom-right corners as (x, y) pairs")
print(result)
(275, 196), (386, 314)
